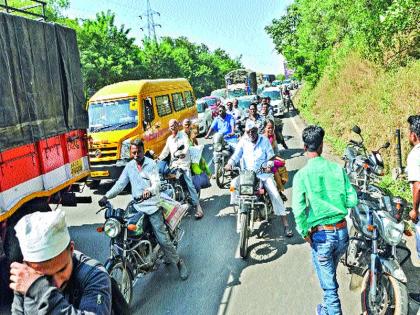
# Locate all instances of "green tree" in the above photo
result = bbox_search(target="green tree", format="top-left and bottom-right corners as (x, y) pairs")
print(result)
(75, 11), (145, 96)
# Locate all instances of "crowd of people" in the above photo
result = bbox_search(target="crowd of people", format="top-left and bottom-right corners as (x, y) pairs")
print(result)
(7, 103), (420, 314)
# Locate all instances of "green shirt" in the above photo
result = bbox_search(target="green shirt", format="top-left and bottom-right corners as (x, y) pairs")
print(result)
(292, 156), (358, 238)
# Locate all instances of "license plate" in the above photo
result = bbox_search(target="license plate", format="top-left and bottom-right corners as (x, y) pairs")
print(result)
(90, 170), (109, 177)
(70, 159), (83, 176)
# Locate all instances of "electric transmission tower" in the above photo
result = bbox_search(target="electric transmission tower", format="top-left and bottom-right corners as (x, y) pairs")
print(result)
(139, 0), (161, 42)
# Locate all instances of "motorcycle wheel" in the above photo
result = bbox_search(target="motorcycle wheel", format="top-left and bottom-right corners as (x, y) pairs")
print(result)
(215, 165), (225, 189)
(239, 213), (249, 259)
(106, 259), (134, 305)
(361, 271), (408, 315)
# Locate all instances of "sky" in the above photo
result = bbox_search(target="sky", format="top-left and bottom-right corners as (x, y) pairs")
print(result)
(65, 0), (294, 74)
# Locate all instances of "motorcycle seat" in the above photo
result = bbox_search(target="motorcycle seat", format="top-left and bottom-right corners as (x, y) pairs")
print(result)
(164, 173), (177, 180)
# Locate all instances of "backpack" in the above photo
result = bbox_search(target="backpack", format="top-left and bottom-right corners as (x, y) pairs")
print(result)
(74, 260), (130, 315)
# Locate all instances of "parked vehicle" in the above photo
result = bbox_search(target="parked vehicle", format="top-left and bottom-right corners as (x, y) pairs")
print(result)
(197, 96), (221, 118)
(271, 80), (282, 87)
(225, 69), (257, 97)
(210, 88), (227, 101)
(342, 126), (410, 314)
(87, 79), (197, 184)
(233, 166), (273, 258)
(196, 101), (213, 135)
(0, 10), (90, 293)
(99, 198), (186, 305)
(261, 87), (285, 116)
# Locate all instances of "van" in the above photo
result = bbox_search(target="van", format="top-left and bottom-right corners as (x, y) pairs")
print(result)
(87, 78), (197, 182)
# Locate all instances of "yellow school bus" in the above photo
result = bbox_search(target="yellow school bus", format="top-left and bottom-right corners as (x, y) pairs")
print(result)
(87, 78), (197, 183)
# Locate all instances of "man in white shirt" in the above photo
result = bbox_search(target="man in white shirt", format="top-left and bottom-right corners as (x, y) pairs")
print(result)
(226, 100), (241, 123)
(407, 115), (420, 259)
(159, 119), (203, 216)
(224, 120), (292, 236)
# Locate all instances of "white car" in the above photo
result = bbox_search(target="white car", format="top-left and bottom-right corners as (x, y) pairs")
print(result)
(195, 100), (213, 135)
(261, 87), (285, 117)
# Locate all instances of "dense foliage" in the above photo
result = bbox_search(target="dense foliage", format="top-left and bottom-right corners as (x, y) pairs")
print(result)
(7, 2), (242, 97)
(266, 0), (419, 87)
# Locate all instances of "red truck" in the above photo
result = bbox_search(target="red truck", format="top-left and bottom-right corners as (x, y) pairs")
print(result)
(0, 8), (90, 304)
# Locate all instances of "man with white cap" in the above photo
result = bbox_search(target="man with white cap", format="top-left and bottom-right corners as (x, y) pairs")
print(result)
(10, 209), (112, 314)
(225, 120), (293, 237)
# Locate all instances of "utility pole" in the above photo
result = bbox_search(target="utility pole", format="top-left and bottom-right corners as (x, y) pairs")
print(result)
(139, 0), (161, 42)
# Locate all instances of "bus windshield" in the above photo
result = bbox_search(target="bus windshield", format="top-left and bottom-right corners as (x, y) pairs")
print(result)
(88, 98), (138, 133)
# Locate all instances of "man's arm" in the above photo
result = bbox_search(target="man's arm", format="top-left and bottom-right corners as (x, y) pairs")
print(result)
(11, 292), (24, 315)
(146, 161), (161, 196)
(343, 169), (358, 208)
(205, 120), (217, 138)
(227, 139), (244, 166)
(158, 139), (170, 160)
(410, 181), (420, 221)
(292, 172), (309, 238)
(22, 269), (111, 315)
(105, 165), (130, 199)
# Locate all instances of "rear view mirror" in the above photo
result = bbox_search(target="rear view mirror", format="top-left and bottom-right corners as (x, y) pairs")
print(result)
(352, 125), (361, 134)
(143, 98), (154, 123)
(177, 144), (185, 151)
(383, 141), (390, 149)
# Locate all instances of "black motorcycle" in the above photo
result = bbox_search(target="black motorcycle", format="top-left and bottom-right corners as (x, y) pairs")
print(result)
(342, 126), (410, 314)
(233, 165), (273, 259)
(98, 198), (185, 305)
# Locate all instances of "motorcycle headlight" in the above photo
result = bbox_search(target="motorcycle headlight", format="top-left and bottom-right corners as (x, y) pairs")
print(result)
(104, 218), (122, 238)
(120, 139), (131, 160)
(214, 143), (222, 151)
(240, 185), (254, 195)
(376, 212), (404, 246)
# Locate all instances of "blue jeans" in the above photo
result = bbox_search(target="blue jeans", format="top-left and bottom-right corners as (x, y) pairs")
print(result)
(182, 170), (199, 206)
(311, 227), (349, 315)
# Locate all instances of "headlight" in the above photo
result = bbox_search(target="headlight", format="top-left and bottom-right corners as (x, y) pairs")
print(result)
(377, 212), (404, 246)
(240, 185), (254, 195)
(214, 143), (222, 151)
(120, 139), (131, 159)
(104, 218), (122, 238)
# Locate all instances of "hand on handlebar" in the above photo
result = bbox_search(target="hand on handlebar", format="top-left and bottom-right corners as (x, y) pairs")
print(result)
(98, 196), (108, 207)
(224, 164), (233, 171)
(142, 190), (152, 200)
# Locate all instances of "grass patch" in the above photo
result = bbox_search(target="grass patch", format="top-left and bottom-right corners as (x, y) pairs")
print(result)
(296, 51), (419, 199)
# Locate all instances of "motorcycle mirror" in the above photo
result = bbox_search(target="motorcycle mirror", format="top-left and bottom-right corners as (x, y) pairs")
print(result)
(352, 125), (361, 134)
(383, 141), (390, 149)
(177, 144), (185, 151)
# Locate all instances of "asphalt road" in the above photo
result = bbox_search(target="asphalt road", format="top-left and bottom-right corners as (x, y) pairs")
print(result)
(61, 111), (364, 315)
(2, 110), (418, 315)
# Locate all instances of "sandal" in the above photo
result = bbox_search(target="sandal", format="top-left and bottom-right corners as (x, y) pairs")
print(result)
(284, 226), (293, 238)
(194, 211), (204, 220)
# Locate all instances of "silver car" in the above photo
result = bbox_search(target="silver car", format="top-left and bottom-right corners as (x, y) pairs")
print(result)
(196, 101), (213, 135)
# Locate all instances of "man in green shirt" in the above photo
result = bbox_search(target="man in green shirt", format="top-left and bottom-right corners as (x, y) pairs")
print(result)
(292, 125), (358, 315)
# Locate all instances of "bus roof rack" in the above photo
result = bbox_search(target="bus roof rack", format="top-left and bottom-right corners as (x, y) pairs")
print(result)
(0, 0), (47, 21)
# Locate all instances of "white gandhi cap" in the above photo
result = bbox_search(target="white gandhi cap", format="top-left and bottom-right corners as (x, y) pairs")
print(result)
(245, 120), (257, 131)
(14, 209), (70, 262)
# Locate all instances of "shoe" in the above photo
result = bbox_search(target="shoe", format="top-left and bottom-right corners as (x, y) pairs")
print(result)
(284, 226), (293, 238)
(194, 204), (204, 220)
(177, 259), (189, 280)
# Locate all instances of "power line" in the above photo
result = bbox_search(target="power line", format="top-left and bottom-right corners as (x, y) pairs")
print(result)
(139, 0), (161, 42)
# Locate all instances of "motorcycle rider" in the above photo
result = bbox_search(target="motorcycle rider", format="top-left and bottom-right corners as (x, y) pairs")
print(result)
(159, 119), (203, 218)
(204, 104), (237, 150)
(99, 138), (189, 280)
(292, 125), (358, 315)
(225, 120), (293, 237)
(226, 100), (241, 123)
(407, 115), (420, 260)
(282, 85), (296, 111)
